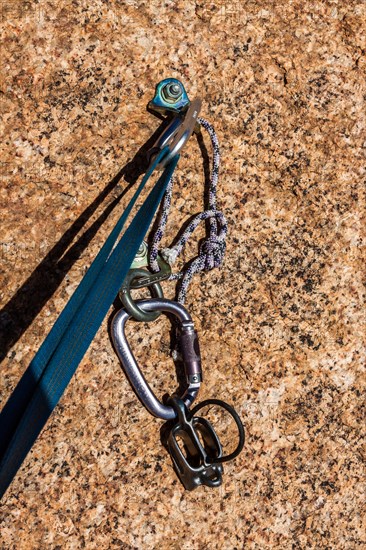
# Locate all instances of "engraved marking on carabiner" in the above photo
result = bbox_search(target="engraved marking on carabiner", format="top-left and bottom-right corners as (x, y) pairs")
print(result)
(111, 298), (202, 420)
(130, 257), (171, 289)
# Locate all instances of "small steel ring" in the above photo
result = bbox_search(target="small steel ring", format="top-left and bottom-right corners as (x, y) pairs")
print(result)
(119, 268), (164, 322)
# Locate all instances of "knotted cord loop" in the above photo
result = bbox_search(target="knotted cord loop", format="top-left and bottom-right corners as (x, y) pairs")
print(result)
(148, 117), (227, 303)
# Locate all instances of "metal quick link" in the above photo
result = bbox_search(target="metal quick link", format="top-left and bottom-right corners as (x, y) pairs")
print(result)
(119, 241), (171, 322)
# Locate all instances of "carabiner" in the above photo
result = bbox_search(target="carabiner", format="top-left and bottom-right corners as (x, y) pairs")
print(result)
(118, 240), (173, 322)
(119, 268), (164, 323)
(111, 298), (202, 420)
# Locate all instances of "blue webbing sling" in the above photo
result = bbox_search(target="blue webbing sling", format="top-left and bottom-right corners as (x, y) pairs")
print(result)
(0, 147), (179, 498)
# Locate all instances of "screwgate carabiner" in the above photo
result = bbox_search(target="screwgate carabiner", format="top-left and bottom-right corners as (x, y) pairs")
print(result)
(111, 298), (202, 420)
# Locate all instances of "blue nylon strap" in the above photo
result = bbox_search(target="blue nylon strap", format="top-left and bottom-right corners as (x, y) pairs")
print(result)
(0, 147), (179, 498)
(0, 151), (166, 462)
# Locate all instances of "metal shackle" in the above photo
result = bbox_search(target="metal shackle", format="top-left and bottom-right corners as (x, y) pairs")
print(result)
(119, 268), (164, 323)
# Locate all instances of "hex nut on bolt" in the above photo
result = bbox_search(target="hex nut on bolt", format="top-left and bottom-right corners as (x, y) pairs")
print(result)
(162, 82), (183, 103)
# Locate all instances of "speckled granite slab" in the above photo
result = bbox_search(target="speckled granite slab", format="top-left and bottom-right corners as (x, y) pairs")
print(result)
(0, 1), (365, 548)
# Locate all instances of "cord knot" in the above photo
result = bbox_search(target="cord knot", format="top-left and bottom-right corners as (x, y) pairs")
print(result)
(200, 237), (226, 271)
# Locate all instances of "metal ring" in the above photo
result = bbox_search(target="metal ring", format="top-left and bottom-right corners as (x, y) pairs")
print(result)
(189, 399), (245, 463)
(151, 98), (202, 169)
(119, 269), (164, 322)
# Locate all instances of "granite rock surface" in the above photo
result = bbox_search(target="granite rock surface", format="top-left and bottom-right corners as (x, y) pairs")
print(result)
(0, 1), (365, 549)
